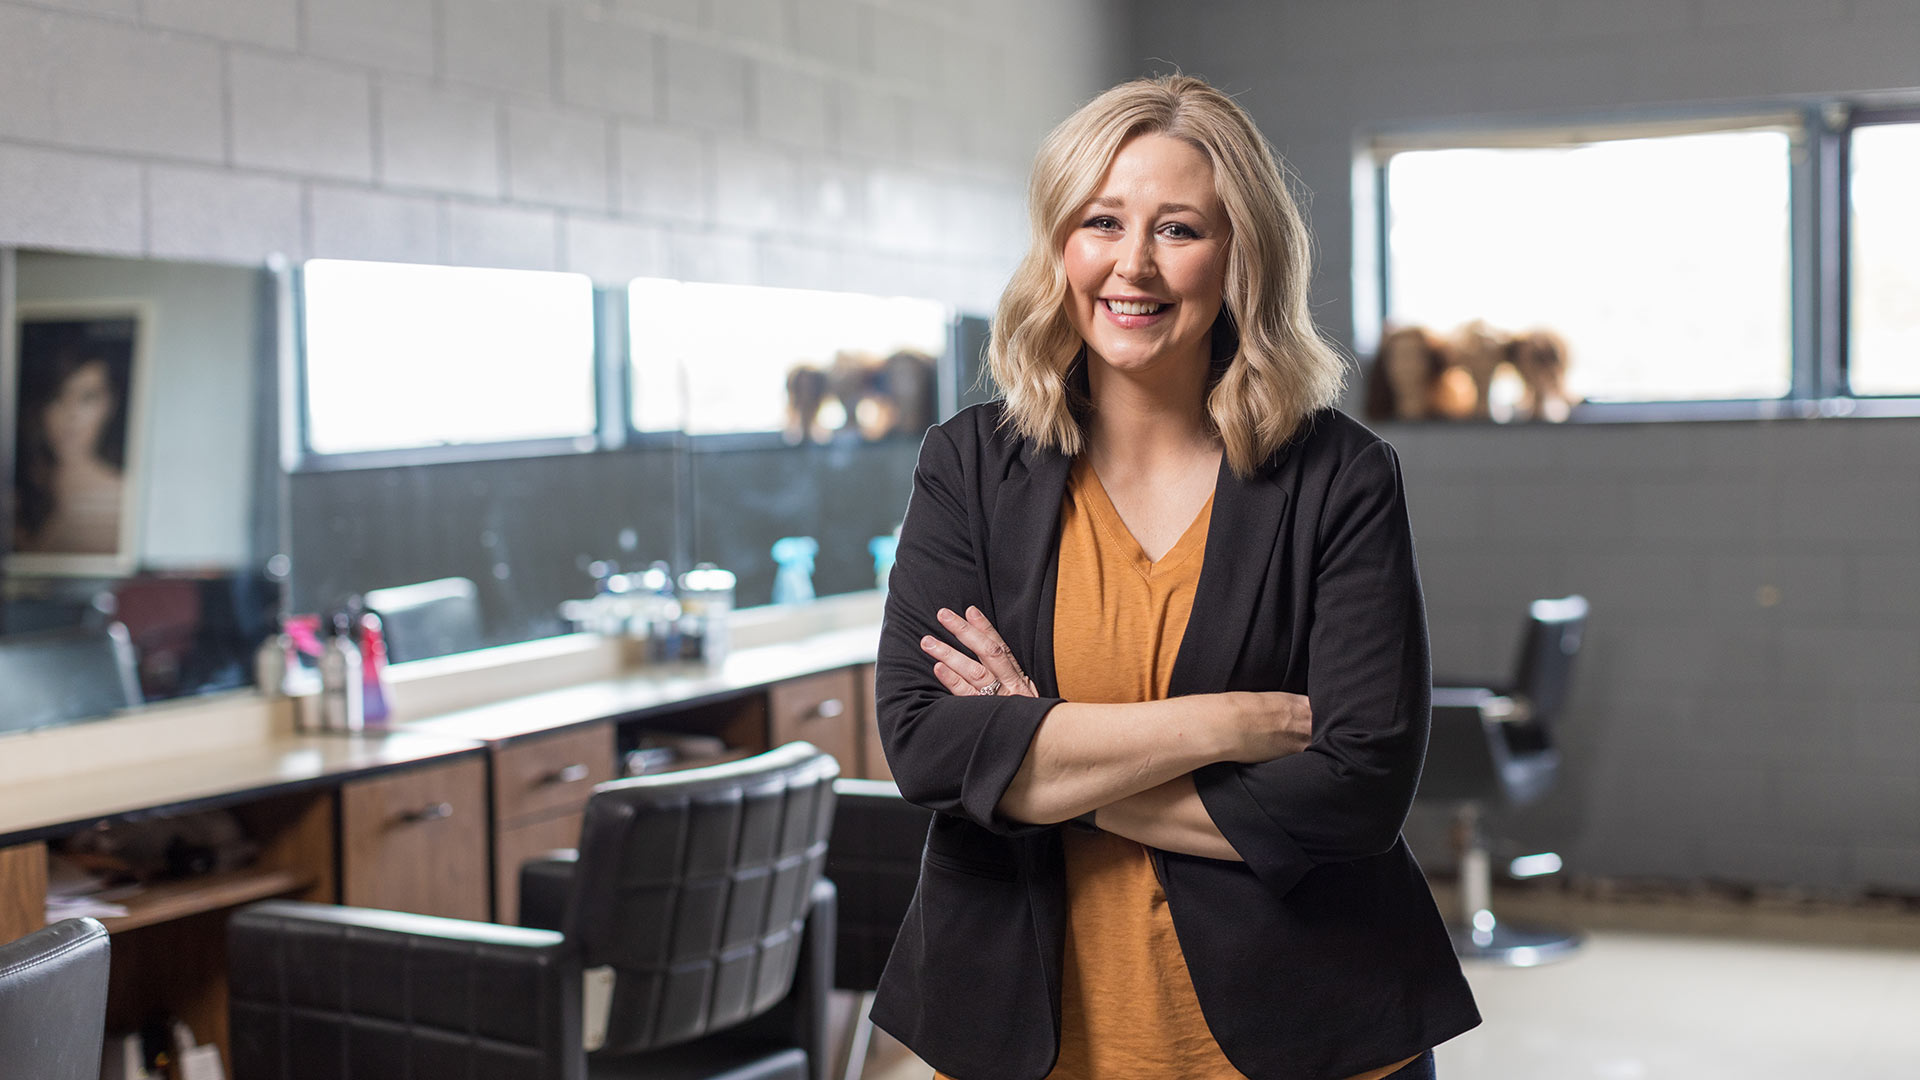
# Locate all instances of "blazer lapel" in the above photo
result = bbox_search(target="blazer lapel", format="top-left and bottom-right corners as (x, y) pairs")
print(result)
(1169, 452), (1291, 697)
(986, 439), (1072, 698)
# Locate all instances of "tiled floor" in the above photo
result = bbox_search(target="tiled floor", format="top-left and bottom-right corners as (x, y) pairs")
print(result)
(862, 929), (1920, 1079)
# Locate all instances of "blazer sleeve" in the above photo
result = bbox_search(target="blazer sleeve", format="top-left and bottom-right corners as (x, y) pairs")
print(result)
(1193, 440), (1432, 896)
(873, 422), (1063, 835)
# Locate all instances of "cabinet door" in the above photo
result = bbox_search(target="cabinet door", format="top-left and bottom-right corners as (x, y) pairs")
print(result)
(340, 756), (488, 921)
(492, 723), (615, 827)
(769, 668), (860, 773)
(856, 663), (890, 781)
(494, 811), (583, 928)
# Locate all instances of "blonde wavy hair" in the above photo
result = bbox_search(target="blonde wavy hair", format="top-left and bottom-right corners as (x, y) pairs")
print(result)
(988, 75), (1347, 476)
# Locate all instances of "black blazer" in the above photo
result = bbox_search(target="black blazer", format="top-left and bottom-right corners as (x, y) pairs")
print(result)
(870, 402), (1480, 1080)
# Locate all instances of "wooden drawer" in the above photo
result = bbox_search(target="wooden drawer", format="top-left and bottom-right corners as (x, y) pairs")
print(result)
(340, 755), (488, 921)
(769, 667), (860, 773)
(493, 723), (615, 826)
(856, 663), (890, 781)
(494, 810), (584, 927)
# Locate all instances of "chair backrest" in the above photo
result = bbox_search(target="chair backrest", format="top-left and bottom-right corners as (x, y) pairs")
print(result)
(0, 623), (142, 735)
(0, 918), (111, 1080)
(1510, 595), (1588, 724)
(564, 741), (839, 1057)
(365, 577), (484, 663)
(826, 778), (934, 993)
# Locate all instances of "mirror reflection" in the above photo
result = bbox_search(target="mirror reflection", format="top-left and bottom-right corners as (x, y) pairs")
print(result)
(2, 250), (282, 733)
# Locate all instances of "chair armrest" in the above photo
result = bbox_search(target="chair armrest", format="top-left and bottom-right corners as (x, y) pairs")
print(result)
(519, 850), (580, 932)
(228, 900), (583, 1080)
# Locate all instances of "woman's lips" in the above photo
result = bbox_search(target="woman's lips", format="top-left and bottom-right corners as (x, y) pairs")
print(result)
(1101, 298), (1172, 329)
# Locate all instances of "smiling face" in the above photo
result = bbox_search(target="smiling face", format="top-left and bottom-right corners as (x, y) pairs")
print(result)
(1062, 131), (1231, 385)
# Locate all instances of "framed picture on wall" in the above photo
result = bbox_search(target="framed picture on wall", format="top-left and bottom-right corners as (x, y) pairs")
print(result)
(8, 301), (152, 576)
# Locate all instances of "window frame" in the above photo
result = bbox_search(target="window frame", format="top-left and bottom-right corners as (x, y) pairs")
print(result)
(1367, 100), (1920, 423)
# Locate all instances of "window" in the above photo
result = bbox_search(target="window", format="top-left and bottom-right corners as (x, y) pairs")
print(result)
(1848, 121), (1920, 398)
(300, 260), (597, 456)
(628, 279), (952, 440)
(1382, 128), (1794, 404)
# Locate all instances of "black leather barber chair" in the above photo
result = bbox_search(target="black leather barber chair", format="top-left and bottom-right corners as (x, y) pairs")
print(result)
(0, 917), (112, 1080)
(1418, 595), (1588, 966)
(228, 742), (840, 1080)
(364, 576), (485, 663)
(824, 779), (933, 1080)
(0, 623), (142, 735)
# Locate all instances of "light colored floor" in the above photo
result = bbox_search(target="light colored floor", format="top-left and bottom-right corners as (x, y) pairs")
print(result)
(860, 929), (1920, 1079)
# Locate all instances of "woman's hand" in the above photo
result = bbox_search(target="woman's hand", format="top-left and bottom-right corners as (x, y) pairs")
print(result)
(1219, 691), (1314, 762)
(919, 606), (1039, 698)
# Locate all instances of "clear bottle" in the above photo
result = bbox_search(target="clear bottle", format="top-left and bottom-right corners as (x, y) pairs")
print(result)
(318, 610), (365, 733)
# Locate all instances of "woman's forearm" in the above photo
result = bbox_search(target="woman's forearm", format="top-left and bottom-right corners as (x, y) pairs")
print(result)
(994, 696), (1238, 824)
(1094, 775), (1242, 861)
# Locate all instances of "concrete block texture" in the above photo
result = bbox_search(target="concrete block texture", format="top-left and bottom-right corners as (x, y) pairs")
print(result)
(790, 0), (863, 70)
(446, 200), (559, 270)
(561, 214), (668, 284)
(711, 136), (796, 230)
(378, 80), (503, 198)
(617, 123), (710, 220)
(834, 85), (903, 161)
(1698, 0), (1847, 29)
(229, 51), (374, 181)
(143, 0), (296, 48)
(709, 0), (786, 49)
(663, 38), (750, 130)
(506, 105), (611, 211)
(6, 9), (224, 160)
(666, 225), (757, 285)
(866, 5), (940, 84)
(558, 11), (658, 118)
(753, 63), (831, 150)
(307, 184), (443, 264)
(443, 0), (554, 97)
(146, 164), (302, 262)
(24, 0), (137, 17)
(304, 0), (435, 75)
(0, 143), (143, 253)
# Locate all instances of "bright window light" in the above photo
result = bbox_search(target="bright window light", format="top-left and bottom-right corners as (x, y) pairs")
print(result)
(629, 280), (951, 436)
(1849, 123), (1920, 397)
(301, 259), (596, 455)
(1385, 130), (1793, 403)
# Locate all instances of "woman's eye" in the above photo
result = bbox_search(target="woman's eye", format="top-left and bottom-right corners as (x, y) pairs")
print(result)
(1162, 222), (1199, 240)
(1083, 216), (1120, 232)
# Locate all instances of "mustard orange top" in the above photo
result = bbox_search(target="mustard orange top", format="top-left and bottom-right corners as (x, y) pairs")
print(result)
(933, 458), (1415, 1080)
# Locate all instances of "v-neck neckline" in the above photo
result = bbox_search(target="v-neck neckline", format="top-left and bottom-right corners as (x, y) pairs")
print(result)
(1074, 458), (1215, 581)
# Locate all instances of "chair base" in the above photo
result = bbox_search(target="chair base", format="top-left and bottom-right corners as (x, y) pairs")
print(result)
(1447, 916), (1582, 967)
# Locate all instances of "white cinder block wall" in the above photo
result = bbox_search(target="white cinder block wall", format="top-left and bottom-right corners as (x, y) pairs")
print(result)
(0, 0), (1124, 310)
(1129, 1), (1920, 893)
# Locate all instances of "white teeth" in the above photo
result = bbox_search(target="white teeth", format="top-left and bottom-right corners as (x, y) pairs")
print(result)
(1107, 299), (1165, 316)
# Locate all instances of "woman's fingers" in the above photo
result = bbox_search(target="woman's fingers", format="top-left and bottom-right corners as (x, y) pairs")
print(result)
(931, 661), (974, 697)
(941, 606), (1025, 682)
(920, 632), (992, 685)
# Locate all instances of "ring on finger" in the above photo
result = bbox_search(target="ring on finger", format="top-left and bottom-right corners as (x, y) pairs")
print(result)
(978, 678), (1002, 697)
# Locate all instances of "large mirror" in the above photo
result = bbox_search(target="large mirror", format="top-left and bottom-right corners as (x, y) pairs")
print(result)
(1, 248), (286, 734)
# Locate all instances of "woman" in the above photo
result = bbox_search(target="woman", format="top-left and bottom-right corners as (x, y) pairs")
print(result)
(872, 76), (1479, 1079)
(13, 343), (130, 555)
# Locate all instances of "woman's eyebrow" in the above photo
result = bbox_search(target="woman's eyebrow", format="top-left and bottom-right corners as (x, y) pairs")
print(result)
(1087, 195), (1208, 217)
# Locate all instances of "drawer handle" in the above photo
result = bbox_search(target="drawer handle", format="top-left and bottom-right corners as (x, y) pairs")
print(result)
(545, 764), (591, 785)
(401, 802), (454, 824)
(811, 698), (846, 720)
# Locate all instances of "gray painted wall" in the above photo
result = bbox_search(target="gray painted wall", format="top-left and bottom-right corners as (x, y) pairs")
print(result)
(1126, 1), (1920, 892)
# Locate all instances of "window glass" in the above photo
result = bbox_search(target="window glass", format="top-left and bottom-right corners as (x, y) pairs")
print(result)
(1385, 130), (1793, 403)
(1849, 123), (1920, 397)
(301, 260), (596, 455)
(628, 279), (952, 438)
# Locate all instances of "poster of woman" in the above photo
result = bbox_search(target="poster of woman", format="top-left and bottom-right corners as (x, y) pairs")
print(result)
(9, 302), (149, 576)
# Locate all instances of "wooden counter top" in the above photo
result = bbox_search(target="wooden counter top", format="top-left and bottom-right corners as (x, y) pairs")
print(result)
(406, 623), (881, 744)
(0, 730), (483, 847)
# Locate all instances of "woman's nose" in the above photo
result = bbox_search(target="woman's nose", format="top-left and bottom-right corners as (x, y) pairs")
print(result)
(1114, 233), (1155, 281)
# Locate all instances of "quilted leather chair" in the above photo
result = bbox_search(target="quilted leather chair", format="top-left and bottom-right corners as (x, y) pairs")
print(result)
(1418, 595), (1589, 965)
(0, 917), (112, 1080)
(227, 742), (840, 1080)
(823, 779), (932, 1080)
